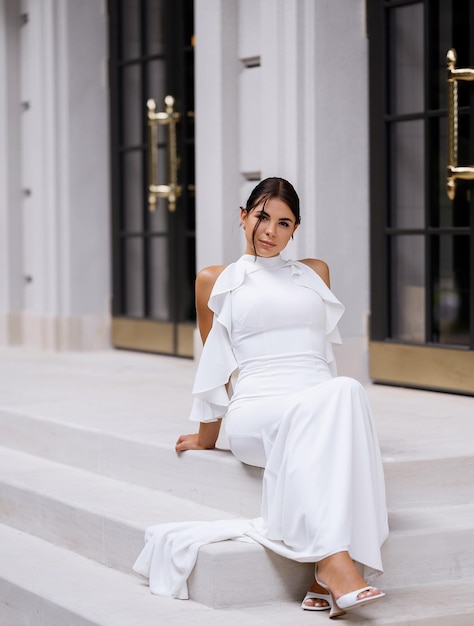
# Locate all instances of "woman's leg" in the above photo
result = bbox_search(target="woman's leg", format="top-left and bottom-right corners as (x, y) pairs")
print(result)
(317, 551), (383, 601)
(225, 396), (287, 468)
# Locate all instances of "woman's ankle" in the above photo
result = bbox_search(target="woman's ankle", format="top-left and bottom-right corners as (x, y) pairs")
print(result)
(316, 551), (368, 598)
(308, 579), (329, 595)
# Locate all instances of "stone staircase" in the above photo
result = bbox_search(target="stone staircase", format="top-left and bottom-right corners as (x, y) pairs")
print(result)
(0, 347), (473, 625)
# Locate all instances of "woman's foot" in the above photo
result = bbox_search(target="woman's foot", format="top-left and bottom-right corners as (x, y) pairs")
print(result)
(301, 580), (331, 610)
(316, 551), (384, 612)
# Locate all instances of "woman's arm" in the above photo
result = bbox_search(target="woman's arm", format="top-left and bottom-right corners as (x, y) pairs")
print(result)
(175, 264), (227, 454)
(175, 420), (222, 452)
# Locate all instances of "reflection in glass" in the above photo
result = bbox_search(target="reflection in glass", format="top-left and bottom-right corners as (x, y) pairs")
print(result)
(148, 196), (168, 233)
(149, 236), (169, 320)
(432, 235), (470, 346)
(123, 151), (143, 232)
(147, 60), (166, 105)
(120, 0), (141, 60)
(122, 65), (142, 146)
(389, 3), (424, 115)
(390, 121), (424, 228)
(435, 116), (450, 227)
(146, 0), (165, 56)
(181, 235), (196, 322)
(434, 0), (470, 110)
(434, 0), (452, 110)
(391, 236), (425, 342)
(435, 117), (470, 228)
(125, 237), (144, 317)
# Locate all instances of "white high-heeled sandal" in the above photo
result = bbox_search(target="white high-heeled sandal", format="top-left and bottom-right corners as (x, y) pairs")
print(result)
(301, 590), (331, 611)
(315, 572), (384, 618)
(333, 585), (385, 612)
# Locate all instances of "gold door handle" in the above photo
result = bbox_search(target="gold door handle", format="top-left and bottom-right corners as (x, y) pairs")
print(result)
(446, 49), (474, 199)
(147, 95), (181, 212)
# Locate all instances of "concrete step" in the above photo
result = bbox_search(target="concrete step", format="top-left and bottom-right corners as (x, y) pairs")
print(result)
(1, 349), (474, 624)
(0, 445), (473, 609)
(0, 445), (238, 577)
(1, 406), (473, 518)
(0, 407), (263, 517)
(187, 502), (474, 606)
(1, 524), (474, 626)
(1, 349), (473, 519)
(0, 445), (313, 604)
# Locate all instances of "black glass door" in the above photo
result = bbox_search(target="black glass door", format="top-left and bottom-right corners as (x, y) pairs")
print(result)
(108, 0), (195, 357)
(368, 0), (474, 393)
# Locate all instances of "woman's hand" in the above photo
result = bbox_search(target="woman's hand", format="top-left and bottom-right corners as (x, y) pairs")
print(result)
(175, 420), (222, 453)
(175, 433), (214, 453)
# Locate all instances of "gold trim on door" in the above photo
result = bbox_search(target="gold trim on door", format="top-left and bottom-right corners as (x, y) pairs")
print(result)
(112, 318), (194, 358)
(370, 342), (474, 395)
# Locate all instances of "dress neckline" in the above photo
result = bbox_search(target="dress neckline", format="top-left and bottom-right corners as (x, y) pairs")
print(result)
(240, 254), (287, 270)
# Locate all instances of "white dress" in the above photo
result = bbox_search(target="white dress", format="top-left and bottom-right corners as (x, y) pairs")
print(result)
(133, 254), (388, 598)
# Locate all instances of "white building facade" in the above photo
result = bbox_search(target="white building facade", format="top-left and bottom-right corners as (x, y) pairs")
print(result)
(1, 0), (473, 393)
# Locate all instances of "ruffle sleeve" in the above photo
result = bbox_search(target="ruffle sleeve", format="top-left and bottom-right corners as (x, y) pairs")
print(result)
(188, 256), (345, 422)
(289, 260), (345, 375)
(188, 261), (246, 422)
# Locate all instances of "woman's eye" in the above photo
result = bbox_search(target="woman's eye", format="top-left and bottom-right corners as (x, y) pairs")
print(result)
(280, 221), (289, 227)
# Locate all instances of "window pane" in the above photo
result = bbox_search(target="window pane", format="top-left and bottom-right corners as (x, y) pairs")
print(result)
(391, 236), (425, 342)
(121, 65), (142, 147)
(453, 112), (473, 227)
(120, 0), (141, 61)
(124, 237), (144, 317)
(434, 116), (450, 227)
(146, 0), (165, 56)
(389, 4), (424, 115)
(433, 117), (470, 228)
(432, 235), (470, 346)
(147, 59), (166, 104)
(433, 0), (471, 110)
(181, 236), (195, 321)
(149, 236), (169, 320)
(390, 120), (424, 228)
(123, 151), (143, 232)
(148, 196), (168, 232)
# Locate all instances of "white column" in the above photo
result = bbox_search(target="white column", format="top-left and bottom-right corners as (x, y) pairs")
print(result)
(2, 0), (110, 350)
(57, 0), (111, 348)
(310, 0), (370, 380)
(195, 0), (370, 378)
(0, 0), (23, 344)
(194, 0), (241, 270)
(248, 0), (371, 379)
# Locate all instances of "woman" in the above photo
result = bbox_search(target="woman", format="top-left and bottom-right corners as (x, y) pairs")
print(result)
(138, 177), (388, 617)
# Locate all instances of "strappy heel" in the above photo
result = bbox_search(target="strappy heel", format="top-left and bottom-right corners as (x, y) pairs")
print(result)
(333, 585), (385, 611)
(301, 590), (331, 611)
(315, 570), (384, 618)
(301, 590), (345, 617)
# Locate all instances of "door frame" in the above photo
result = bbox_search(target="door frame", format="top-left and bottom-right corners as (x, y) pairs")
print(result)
(367, 0), (474, 395)
(108, 0), (195, 358)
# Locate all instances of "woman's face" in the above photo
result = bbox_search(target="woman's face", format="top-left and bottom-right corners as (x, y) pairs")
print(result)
(241, 197), (299, 257)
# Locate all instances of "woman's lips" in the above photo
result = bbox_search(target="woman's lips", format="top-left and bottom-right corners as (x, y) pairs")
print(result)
(259, 240), (276, 248)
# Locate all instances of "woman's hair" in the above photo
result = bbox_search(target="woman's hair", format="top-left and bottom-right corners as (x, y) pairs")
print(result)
(242, 177), (301, 253)
(243, 177), (301, 222)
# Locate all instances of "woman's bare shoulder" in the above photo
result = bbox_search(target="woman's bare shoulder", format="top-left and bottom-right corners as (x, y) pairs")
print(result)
(196, 264), (228, 292)
(299, 258), (330, 287)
